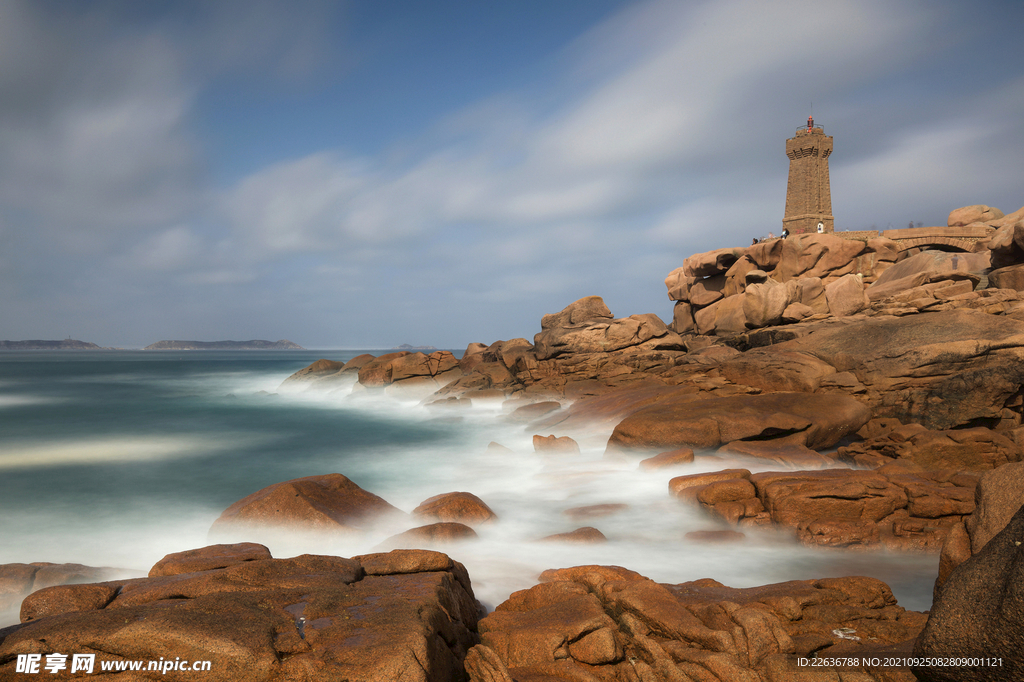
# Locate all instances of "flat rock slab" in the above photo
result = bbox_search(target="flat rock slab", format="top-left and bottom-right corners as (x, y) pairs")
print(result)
(1, 547), (480, 682)
(670, 467), (977, 551)
(607, 391), (870, 451)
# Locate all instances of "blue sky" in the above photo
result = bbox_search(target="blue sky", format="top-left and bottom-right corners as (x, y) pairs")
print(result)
(2, 0), (1023, 349)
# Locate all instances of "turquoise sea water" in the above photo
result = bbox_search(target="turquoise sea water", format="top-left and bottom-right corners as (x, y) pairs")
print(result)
(0, 351), (939, 623)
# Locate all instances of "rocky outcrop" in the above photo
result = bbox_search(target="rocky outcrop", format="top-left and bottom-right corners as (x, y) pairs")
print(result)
(666, 234), (901, 335)
(347, 350), (465, 398)
(769, 310), (1024, 430)
(210, 473), (406, 539)
(533, 297), (684, 360)
(914, 501), (1024, 681)
(1, 545), (481, 682)
(670, 466), (978, 550)
(278, 354), (374, 391)
(606, 391), (870, 452)
(430, 298), (693, 402)
(836, 423), (1021, 470)
(472, 565), (924, 682)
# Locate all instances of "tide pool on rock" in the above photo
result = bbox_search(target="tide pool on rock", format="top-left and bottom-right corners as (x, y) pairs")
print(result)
(0, 351), (939, 629)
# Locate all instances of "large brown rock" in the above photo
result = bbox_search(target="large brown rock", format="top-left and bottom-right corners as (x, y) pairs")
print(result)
(837, 426), (1019, 471)
(348, 350), (465, 398)
(357, 351), (412, 387)
(689, 275), (727, 306)
(3, 548), (481, 682)
(824, 272), (869, 316)
(772, 234), (868, 282)
(988, 263), (1024, 291)
(533, 297), (683, 359)
(277, 358), (347, 391)
(771, 310), (1024, 430)
(717, 348), (838, 393)
(683, 247), (745, 278)
(473, 565), (924, 681)
(149, 543), (272, 577)
(671, 300), (696, 333)
(948, 204), (1004, 227)
(413, 492), (498, 526)
(539, 295), (613, 329)
(914, 502), (1024, 681)
(672, 465), (975, 550)
(785, 276), (828, 313)
(988, 219), (1024, 269)
(754, 470), (908, 543)
(694, 293), (748, 335)
(607, 391), (870, 451)
(210, 473), (406, 536)
(665, 268), (697, 302)
(741, 277), (789, 328)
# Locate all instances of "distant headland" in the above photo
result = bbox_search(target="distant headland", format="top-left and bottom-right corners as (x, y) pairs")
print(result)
(0, 339), (108, 350)
(392, 344), (438, 351)
(143, 340), (305, 351)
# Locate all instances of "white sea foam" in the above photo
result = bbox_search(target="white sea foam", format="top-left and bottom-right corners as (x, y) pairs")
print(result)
(0, 363), (940, 629)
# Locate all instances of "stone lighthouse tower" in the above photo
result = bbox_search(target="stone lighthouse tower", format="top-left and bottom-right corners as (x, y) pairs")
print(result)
(783, 116), (833, 234)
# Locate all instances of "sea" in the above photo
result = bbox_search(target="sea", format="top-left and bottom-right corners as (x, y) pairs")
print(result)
(0, 350), (939, 626)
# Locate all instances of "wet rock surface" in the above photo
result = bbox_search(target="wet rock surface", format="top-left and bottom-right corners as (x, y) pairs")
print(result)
(670, 466), (978, 550)
(1, 546), (481, 682)
(472, 565), (925, 682)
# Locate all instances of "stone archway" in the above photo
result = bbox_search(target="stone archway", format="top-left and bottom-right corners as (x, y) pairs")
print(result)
(893, 236), (976, 254)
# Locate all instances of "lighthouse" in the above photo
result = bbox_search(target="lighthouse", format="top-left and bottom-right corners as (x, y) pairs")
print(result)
(783, 116), (834, 234)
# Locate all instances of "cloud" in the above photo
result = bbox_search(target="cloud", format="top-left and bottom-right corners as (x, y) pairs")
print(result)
(2, 0), (1022, 347)
(0, 2), (205, 266)
(215, 0), (937, 262)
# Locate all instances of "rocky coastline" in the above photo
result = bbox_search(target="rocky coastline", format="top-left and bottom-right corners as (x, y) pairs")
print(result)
(4, 203), (1024, 681)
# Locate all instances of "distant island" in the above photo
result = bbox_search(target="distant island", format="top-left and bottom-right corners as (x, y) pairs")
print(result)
(392, 344), (438, 351)
(0, 339), (106, 350)
(143, 340), (305, 351)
